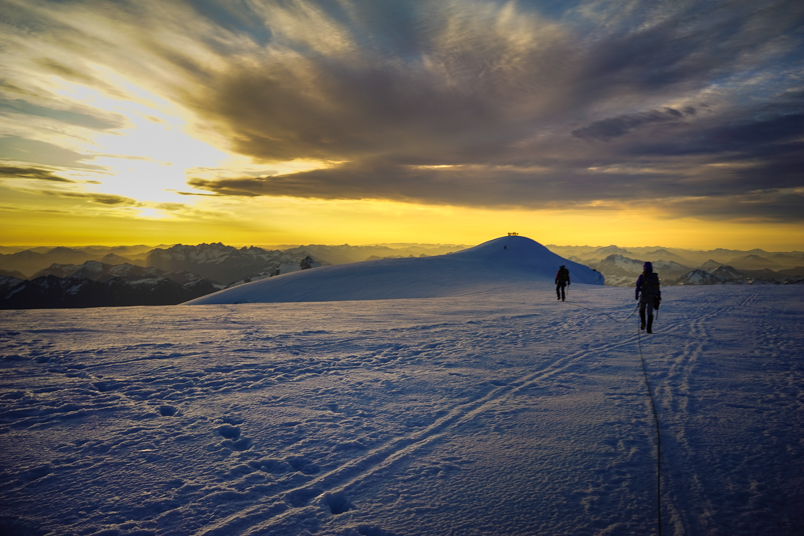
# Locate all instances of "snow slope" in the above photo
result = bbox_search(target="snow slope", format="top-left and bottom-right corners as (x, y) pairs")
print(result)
(186, 236), (604, 304)
(1, 284), (802, 535)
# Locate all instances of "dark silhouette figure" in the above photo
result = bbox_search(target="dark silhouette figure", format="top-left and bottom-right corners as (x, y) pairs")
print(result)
(555, 265), (570, 301)
(636, 262), (661, 333)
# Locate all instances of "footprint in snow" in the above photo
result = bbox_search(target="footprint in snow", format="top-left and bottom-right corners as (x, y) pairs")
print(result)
(215, 423), (252, 450)
(158, 405), (177, 416)
(215, 424), (241, 439)
(323, 491), (354, 514)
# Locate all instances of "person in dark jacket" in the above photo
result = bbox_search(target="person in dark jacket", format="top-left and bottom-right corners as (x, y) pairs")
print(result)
(555, 265), (570, 301)
(635, 261), (661, 333)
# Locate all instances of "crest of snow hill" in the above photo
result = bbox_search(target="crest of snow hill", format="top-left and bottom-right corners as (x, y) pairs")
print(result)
(1, 238), (802, 309)
(186, 236), (604, 305)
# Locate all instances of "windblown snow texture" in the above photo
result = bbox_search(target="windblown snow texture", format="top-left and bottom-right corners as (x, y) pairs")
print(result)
(186, 235), (604, 304)
(1, 283), (802, 535)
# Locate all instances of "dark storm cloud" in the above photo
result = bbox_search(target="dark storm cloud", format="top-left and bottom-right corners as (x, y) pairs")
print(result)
(170, 0), (804, 222)
(5, 0), (804, 222)
(575, 1), (798, 92)
(171, 0), (587, 166)
(572, 107), (697, 141)
(660, 190), (804, 222)
(199, 0), (800, 164)
(188, 159), (680, 209)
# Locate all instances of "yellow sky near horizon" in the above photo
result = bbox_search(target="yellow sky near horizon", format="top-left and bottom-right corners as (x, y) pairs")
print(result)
(3, 191), (802, 252)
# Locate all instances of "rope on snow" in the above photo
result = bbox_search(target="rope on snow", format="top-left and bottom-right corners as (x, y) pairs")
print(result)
(637, 322), (663, 536)
(562, 297), (663, 536)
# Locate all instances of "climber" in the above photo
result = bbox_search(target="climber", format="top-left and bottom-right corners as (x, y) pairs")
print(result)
(635, 262), (661, 333)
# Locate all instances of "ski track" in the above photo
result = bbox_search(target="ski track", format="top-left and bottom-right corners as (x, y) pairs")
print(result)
(653, 289), (734, 535)
(198, 307), (651, 534)
(641, 288), (804, 535)
(1, 285), (803, 535)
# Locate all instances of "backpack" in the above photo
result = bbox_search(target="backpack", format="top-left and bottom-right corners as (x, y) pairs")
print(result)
(557, 267), (569, 283)
(641, 272), (660, 297)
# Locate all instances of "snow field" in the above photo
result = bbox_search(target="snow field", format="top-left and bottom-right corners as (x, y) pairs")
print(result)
(0, 284), (802, 535)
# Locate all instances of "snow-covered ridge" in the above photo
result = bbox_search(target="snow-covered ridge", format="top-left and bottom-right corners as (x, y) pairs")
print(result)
(145, 243), (324, 285)
(31, 260), (209, 286)
(0, 261), (227, 309)
(187, 236), (604, 305)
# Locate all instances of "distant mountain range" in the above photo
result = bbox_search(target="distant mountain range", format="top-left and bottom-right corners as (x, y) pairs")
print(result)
(548, 244), (804, 271)
(588, 255), (692, 286)
(0, 243), (468, 280)
(0, 273), (216, 310)
(0, 245), (329, 309)
(580, 253), (804, 287)
(144, 243), (325, 285)
(2, 241), (803, 308)
(0, 260), (221, 309)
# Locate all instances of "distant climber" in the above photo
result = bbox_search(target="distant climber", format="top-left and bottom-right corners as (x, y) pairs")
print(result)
(635, 262), (661, 333)
(555, 265), (570, 301)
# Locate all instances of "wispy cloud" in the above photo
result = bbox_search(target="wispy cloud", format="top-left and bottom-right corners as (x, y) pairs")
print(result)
(38, 189), (142, 207)
(0, 165), (74, 183)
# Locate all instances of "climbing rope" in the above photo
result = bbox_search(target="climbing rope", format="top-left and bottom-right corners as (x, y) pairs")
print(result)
(565, 299), (640, 323)
(564, 296), (662, 536)
(637, 321), (663, 536)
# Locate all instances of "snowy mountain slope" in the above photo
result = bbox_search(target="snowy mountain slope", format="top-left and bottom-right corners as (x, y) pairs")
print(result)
(769, 252), (804, 267)
(0, 261), (224, 309)
(738, 268), (789, 282)
(726, 254), (782, 271)
(641, 248), (694, 266)
(186, 236), (604, 305)
(711, 265), (749, 281)
(670, 265), (804, 285)
(675, 269), (734, 285)
(698, 259), (724, 271)
(146, 243), (325, 285)
(100, 253), (141, 266)
(277, 243), (469, 265)
(780, 266), (804, 277)
(0, 275), (24, 294)
(0, 247), (151, 278)
(31, 260), (212, 287)
(0, 273), (219, 309)
(587, 254), (692, 286)
(1, 285), (802, 535)
(224, 255), (322, 289)
(589, 244), (634, 258)
(547, 246), (804, 270)
(591, 254), (644, 277)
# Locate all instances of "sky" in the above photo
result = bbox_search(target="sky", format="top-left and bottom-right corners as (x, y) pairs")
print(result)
(1, 0), (803, 250)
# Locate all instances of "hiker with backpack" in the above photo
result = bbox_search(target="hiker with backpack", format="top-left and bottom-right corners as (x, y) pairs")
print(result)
(635, 261), (661, 333)
(555, 265), (570, 301)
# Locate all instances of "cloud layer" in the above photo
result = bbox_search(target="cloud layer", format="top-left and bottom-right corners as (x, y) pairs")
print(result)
(2, 0), (803, 222)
